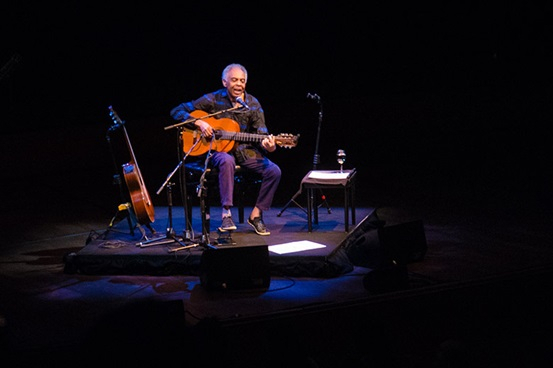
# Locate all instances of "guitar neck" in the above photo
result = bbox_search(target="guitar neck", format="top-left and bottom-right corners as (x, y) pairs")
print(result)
(111, 107), (140, 168)
(122, 126), (140, 167)
(215, 130), (268, 143)
(180, 111), (298, 155)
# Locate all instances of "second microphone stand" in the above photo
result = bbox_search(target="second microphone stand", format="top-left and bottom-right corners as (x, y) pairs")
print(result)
(278, 93), (331, 216)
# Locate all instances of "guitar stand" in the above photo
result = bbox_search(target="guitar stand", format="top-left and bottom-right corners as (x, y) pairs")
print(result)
(107, 202), (136, 234)
(105, 198), (154, 241)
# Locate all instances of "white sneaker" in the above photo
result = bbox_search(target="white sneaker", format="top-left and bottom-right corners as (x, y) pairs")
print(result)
(219, 215), (237, 232)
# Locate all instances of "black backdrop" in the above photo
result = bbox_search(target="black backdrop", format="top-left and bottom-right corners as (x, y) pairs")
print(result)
(2, 3), (552, 209)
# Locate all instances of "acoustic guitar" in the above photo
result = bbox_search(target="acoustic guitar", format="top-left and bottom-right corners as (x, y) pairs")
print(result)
(109, 106), (155, 225)
(181, 110), (299, 156)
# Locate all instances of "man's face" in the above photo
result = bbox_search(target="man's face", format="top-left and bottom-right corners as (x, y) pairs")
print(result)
(222, 67), (246, 99)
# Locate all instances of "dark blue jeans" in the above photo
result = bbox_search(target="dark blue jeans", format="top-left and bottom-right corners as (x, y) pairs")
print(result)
(210, 151), (281, 212)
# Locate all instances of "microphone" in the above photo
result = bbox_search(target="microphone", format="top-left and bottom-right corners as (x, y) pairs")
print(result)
(236, 97), (250, 109)
(307, 93), (320, 101)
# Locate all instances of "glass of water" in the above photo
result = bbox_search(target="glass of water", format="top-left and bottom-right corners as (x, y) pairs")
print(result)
(336, 149), (346, 173)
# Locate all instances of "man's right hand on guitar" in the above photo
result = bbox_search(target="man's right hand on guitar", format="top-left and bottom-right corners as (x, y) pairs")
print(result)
(195, 120), (213, 138)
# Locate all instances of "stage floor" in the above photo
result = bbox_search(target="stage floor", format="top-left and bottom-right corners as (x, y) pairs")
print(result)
(3, 194), (553, 367)
(64, 205), (363, 279)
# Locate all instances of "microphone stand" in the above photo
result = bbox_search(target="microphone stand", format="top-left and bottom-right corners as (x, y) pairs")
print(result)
(196, 148), (219, 249)
(137, 139), (201, 249)
(278, 93), (331, 216)
(169, 141), (218, 251)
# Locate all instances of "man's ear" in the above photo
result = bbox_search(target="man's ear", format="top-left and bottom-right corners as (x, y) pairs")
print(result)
(222, 79), (228, 87)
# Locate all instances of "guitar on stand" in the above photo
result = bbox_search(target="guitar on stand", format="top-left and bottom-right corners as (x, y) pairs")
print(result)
(108, 106), (156, 238)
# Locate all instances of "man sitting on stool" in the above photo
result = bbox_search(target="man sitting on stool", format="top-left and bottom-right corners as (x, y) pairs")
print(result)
(170, 63), (281, 236)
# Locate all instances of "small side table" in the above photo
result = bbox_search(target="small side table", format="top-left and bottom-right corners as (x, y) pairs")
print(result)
(302, 169), (357, 232)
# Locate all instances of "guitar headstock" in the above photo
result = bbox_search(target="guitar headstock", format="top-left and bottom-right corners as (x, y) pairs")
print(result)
(275, 133), (300, 149)
(108, 105), (124, 130)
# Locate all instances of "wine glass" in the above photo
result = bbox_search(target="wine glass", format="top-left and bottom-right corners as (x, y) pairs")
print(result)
(336, 149), (346, 173)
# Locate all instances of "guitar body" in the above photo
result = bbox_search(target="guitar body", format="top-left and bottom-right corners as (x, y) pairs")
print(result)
(123, 162), (155, 225)
(182, 110), (299, 155)
(109, 106), (155, 226)
(181, 110), (239, 156)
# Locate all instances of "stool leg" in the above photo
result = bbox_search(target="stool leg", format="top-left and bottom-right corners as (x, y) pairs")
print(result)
(236, 176), (245, 223)
(200, 190), (211, 235)
(238, 179), (245, 224)
(314, 193), (319, 225)
(344, 187), (349, 232)
(239, 206), (244, 223)
(351, 182), (356, 226)
(307, 188), (313, 232)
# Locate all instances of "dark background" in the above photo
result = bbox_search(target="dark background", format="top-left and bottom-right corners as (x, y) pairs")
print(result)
(2, 3), (552, 211)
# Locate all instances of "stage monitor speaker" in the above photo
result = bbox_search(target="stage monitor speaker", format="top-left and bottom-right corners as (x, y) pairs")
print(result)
(199, 245), (271, 291)
(363, 262), (409, 293)
(334, 208), (385, 268)
(336, 209), (427, 268)
(378, 220), (427, 266)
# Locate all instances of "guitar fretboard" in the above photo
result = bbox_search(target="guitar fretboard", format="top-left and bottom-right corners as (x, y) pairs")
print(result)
(215, 130), (268, 142)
